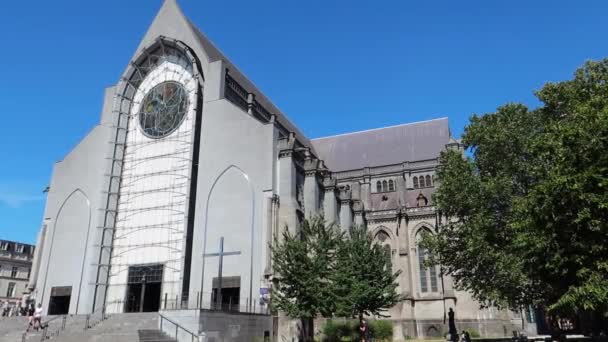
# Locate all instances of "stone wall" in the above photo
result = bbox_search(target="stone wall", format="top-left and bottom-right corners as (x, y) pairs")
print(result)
(198, 309), (272, 342)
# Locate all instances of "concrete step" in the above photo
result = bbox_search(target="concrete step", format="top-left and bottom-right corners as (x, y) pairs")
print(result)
(2, 312), (164, 342)
(138, 329), (177, 342)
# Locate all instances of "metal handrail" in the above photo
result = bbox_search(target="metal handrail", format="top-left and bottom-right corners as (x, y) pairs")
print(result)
(38, 315), (67, 341)
(85, 305), (108, 330)
(159, 313), (199, 342)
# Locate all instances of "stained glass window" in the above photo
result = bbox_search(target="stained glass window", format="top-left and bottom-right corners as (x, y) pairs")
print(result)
(139, 81), (189, 139)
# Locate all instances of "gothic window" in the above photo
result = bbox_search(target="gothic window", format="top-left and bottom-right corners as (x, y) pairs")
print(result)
(413, 177), (419, 189)
(376, 181), (382, 193)
(388, 180), (395, 192)
(419, 176), (426, 188)
(417, 229), (439, 293)
(418, 247), (428, 292)
(426, 175), (432, 187)
(382, 180), (388, 192)
(374, 230), (392, 265)
(375, 230), (390, 242)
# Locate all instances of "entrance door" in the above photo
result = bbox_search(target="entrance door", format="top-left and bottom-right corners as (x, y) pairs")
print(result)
(125, 264), (163, 313)
(211, 276), (240, 311)
(48, 286), (71, 315)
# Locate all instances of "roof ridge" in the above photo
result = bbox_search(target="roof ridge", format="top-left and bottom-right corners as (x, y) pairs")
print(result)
(311, 117), (448, 141)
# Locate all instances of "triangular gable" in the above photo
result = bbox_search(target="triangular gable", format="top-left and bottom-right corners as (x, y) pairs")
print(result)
(129, 0), (214, 67)
(122, 0), (317, 154)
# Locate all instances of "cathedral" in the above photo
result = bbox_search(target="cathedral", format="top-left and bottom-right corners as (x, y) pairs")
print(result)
(28, 0), (536, 339)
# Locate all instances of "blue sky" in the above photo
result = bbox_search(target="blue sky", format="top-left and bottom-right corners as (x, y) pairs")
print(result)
(0, 0), (606, 244)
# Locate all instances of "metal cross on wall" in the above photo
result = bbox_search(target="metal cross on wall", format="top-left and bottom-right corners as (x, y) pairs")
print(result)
(203, 237), (241, 310)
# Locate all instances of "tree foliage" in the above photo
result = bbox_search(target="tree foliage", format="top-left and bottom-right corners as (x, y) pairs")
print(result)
(333, 225), (403, 321)
(271, 216), (341, 341)
(271, 218), (403, 340)
(421, 59), (608, 331)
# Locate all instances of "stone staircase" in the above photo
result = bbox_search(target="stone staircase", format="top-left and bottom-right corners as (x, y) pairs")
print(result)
(138, 329), (177, 342)
(0, 316), (30, 341)
(1, 313), (177, 342)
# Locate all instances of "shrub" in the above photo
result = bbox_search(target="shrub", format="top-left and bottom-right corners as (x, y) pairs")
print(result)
(322, 320), (359, 342)
(370, 320), (393, 340)
(465, 329), (481, 338)
(323, 320), (341, 342)
(323, 319), (393, 341)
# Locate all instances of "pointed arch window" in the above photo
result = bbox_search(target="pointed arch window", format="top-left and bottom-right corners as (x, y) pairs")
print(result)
(417, 229), (439, 293)
(375, 230), (392, 266)
(382, 180), (388, 192)
(413, 177), (419, 189)
(388, 180), (395, 192)
(419, 176), (425, 188)
(426, 175), (432, 187)
(376, 181), (382, 193)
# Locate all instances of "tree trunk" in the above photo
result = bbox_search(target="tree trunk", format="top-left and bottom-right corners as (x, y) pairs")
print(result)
(359, 313), (364, 342)
(299, 317), (314, 342)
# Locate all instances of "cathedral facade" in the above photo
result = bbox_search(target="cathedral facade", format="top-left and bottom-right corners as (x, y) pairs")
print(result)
(29, 0), (536, 339)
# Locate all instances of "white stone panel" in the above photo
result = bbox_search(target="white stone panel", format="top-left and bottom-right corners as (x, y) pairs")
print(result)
(105, 58), (197, 313)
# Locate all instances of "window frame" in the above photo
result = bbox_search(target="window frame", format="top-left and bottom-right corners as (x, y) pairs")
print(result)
(6, 282), (16, 297)
(416, 228), (440, 294)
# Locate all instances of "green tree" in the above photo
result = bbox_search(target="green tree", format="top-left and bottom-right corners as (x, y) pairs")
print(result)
(333, 225), (403, 325)
(421, 59), (608, 333)
(271, 216), (341, 342)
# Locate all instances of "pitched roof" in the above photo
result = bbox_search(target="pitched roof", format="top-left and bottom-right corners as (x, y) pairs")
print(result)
(185, 19), (315, 151)
(311, 118), (451, 172)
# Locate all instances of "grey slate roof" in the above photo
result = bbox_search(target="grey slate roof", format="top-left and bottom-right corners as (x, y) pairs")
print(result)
(311, 118), (451, 172)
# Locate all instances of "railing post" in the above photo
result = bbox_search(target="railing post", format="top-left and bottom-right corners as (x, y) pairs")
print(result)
(175, 322), (178, 339)
(164, 293), (168, 309)
(160, 316), (163, 331)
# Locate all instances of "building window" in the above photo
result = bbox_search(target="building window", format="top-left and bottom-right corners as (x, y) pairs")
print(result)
(413, 177), (419, 188)
(0, 242), (9, 251)
(426, 175), (432, 187)
(11, 267), (18, 278)
(419, 176), (426, 188)
(16, 244), (25, 253)
(382, 180), (388, 192)
(375, 230), (392, 266)
(417, 229), (439, 293)
(376, 181), (382, 193)
(388, 180), (395, 192)
(418, 247), (428, 292)
(6, 282), (16, 297)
